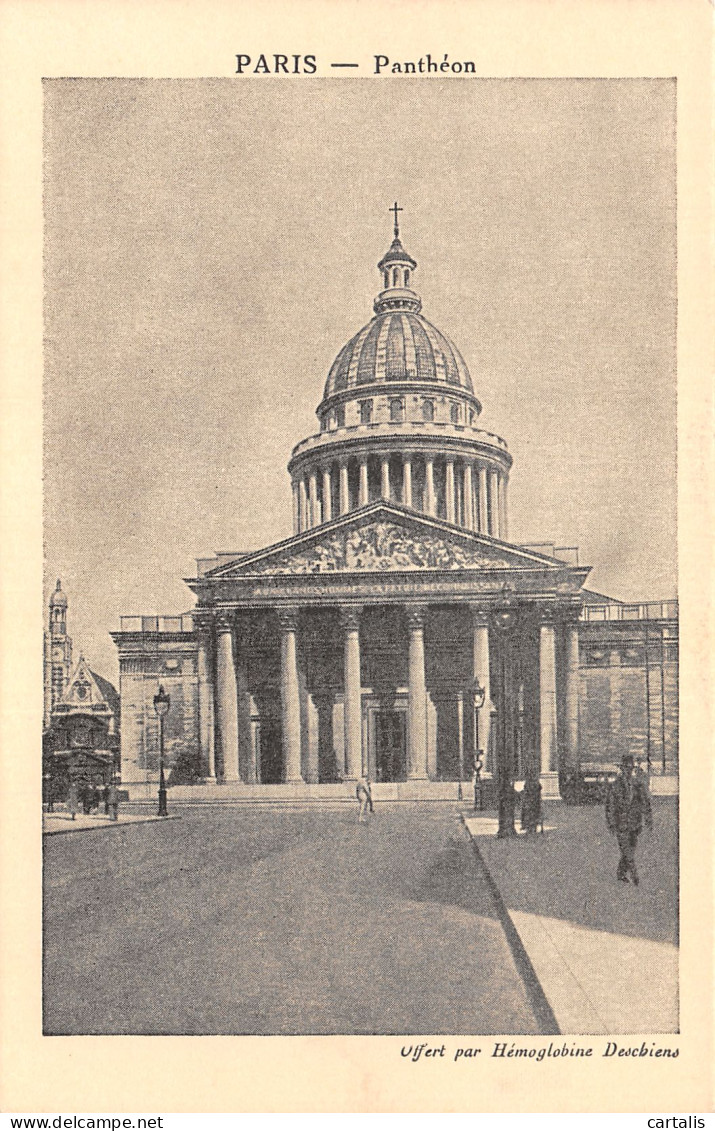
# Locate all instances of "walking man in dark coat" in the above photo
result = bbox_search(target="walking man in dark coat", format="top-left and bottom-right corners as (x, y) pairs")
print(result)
(606, 753), (652, 885)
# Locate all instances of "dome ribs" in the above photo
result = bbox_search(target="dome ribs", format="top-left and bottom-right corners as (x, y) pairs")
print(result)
(385, 314), (407, 381)
(410, 317), (437, 384)
(355, 318), (382, 386)
(440, 334), (461, 386)
(345, 323), (372, 390)
(327, 339), (352, 393)
(399, 314), (418, 379)
(451, 342), (471, 388)
(323, 311), (474, 399)
(373, 314), (392, 384)
(422, 321), (448, 384)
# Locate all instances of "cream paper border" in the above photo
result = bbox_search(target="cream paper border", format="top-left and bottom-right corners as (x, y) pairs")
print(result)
(0, 0), (712, 1114)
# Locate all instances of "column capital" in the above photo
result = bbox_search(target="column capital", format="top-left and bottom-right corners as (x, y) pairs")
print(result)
(193, 611), (214, 635)
(405, 605), (426, 630)
(278, 606), (300, 632)
(468, 602), (491, 627)
(339, 605), (362, 631)
(537, 603), (558, 626)
(558, 602), (582, 627)
(215, 611), (234, 634)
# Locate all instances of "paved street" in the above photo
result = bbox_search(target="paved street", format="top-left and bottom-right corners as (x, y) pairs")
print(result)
(43, 805), (541, 1035)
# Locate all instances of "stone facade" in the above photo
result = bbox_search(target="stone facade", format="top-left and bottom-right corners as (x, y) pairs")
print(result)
(114, 618), (199, 783)
(111, 216), (678, 796)
(578, 606), (678, 773)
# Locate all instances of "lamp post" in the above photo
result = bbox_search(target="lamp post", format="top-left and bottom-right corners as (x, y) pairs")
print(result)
(153, 684), (170, 817)
(457, 691), (464, 801)
(472, 678), (486, 809)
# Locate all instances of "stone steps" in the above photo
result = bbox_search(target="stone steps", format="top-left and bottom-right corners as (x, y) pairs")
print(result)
(121, 773), (677, 806)
(123, 780), (482, 804)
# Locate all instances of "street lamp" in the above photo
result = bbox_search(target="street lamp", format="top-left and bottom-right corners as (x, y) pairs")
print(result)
(472, 678), (486, 810)
(457, 691), (465, 801)
(153, 684), (170, 817)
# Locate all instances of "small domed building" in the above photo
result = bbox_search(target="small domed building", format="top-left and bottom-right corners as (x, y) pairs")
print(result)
(112, 212), (678, 801)
(43, 580), (120, 801)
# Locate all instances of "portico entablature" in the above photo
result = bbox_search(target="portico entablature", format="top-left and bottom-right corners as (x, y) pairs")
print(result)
(187, 502), (590, 609)
(190, 574), (587, 610)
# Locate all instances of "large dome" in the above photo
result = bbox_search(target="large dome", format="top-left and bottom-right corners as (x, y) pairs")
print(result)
(289, 210), (511, 542)
(324, 310), (473, 399)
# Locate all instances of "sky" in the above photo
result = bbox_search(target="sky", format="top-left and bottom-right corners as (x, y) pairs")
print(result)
(43, 77), (677, 683)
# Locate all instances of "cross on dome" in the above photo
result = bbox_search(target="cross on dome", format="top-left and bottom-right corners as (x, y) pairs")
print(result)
(376, 205), (419, 314)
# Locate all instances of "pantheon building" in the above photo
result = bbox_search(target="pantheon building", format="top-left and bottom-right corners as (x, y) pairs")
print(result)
(112, 214), (678, 799)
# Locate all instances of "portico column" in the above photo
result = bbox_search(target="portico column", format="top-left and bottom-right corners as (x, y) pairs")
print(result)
(539, 608), (558, 776)
(403, 457), (413, 507)
(564, 610), (580, 780)
(406, 606), (428, 779)
(197, 627), (215, 780)
(236, 646), (255, 784)
(279, 608), (303, 782)
(381, 456), (390, 500)
(489, 469), (500, 537)
(445, 459), (455, 524)
(456, 691), (464, 793)
(339, 462), (349, 514)
(359, 459), (369, 506)
(478, 466), (489, 534)
(215, 615), (239, 781)
(425, 457), (436, 516)
(341, 607), (363, 779)
(499, 473), (508, 540)
(299, 664), (319, 785)
(292, 480), (300, 536)
(463, 463), (475, 530)
(309, 471), (319, 527)
(298, 478), (308, 532)
(470, 604), (493, 775)
(322, 466), (332, 523)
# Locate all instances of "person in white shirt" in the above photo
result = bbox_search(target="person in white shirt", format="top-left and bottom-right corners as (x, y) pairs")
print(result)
(356, 776), (374, 823)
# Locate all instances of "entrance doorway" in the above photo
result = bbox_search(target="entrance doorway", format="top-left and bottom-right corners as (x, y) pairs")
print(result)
(256, 718), (283, 784)
(373, 710), (407, 782)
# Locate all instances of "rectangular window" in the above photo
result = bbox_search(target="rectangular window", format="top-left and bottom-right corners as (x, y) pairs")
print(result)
(360, 399), (373, 425)
(335, 405), (345, 427)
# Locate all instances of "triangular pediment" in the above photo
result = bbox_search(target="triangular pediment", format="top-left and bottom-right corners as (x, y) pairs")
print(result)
(59, 656), (110, 710)
(208, 503), (571, 578)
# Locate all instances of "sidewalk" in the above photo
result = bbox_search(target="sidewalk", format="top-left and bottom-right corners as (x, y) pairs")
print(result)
(43, 810), (180, 835)
(463, 798), (678, 1035)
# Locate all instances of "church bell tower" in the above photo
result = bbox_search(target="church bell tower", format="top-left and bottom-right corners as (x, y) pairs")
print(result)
(43, 579), (73, 728)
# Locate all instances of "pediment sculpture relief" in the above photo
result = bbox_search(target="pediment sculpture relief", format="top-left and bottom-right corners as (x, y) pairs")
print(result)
(252, 522), (511, 575)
